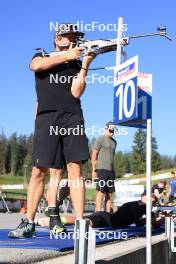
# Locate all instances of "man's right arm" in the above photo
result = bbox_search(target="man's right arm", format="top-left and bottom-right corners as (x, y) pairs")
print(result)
(29, 47), (84, 72)
(91, 149), (99, 179)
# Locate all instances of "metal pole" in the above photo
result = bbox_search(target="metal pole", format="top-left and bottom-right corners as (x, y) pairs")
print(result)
(74, 219), (90, 264)
(0, 191), (10, 213)
(146, 119), (152, 264)
(171, 218), (176, 252)
(74, 219), (80, 264)
(116, 17), (123, 67)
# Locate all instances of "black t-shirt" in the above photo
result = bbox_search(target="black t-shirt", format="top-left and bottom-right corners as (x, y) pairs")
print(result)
(32, 51), (82, 114)
(111, 201), (146, 227)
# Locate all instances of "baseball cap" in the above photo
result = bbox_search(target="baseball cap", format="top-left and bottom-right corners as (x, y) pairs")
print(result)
(55, 23), (84, 37)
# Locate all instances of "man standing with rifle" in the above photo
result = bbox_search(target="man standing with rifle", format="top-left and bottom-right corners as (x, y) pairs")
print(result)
(9, 23), (95, 238)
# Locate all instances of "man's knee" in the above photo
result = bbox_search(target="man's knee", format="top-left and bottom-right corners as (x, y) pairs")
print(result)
(97, 191), (104, 197)
(67, 162), (82, 180)
(50, 168), (62, 180)
(49, 169), (62, 188)
(31, 166), (47, 181)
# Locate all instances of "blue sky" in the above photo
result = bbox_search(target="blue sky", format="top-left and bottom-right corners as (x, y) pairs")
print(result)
(0, 0), (175, 156)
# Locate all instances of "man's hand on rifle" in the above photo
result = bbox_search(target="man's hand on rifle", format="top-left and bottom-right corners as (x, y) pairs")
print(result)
(82, 52), (96, 68)
(66, 45), (85, 61)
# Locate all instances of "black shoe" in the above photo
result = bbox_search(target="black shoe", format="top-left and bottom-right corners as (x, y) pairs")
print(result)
(8, 218), (36, 238)
(49, 216), (65, 235)
(44, 200), (63, 217)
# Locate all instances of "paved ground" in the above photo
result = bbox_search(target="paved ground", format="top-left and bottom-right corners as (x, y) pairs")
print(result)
(0, 212), (43, 229)
(0, 213), (64, 263)
(0, 213), (167, 264)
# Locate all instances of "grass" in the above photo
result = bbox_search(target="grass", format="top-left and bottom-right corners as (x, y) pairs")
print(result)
(0, 176), (24, 185)
(1, 167), (175, 201)
(120, 167), (176, 180)
(85, 188), (96, 201)
(1, 189), (27, 199)
(1, 167), (175, 185)
(2, 188), (96, 201)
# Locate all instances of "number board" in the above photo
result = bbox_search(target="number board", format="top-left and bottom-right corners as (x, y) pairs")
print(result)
(113, 56), (152, 129)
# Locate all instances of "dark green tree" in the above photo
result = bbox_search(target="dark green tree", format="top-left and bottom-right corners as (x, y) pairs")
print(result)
(24, 134), (33, 178)
(16, 135), (28, 175)
(132, 129), (161, 174)
(82, 160), (92, 180)
(5, 142), (11, 174)
(173, 156), (176, 168)
(160, 155), (174, 170)
(123, 152), (132, 173)
(0, 130), (7, 176)
(114, 151), (126, 177)
(151, 137), (161, 172)
(131, 129), (146, 174)
(10, 133), (18, 176)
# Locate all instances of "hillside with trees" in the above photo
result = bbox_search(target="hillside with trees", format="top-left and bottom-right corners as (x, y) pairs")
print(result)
(0, 129), (175, 180)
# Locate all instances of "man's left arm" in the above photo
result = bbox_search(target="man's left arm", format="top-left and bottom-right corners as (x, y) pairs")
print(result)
(71, 55), (95, 98)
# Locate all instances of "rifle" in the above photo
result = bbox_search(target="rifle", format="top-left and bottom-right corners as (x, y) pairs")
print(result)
(36, 37), (129, 58)
(36, 26), (171, 58)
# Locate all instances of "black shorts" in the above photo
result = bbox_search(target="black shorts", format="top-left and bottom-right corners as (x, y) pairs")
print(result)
(86, 211), (113, 228)
(96, 169), (115, 193)
(32, 111), (89, 169)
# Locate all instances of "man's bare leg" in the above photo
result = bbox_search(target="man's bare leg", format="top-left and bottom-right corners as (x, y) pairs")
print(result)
(61, 215), (93, 227)
(95, 191), (104, 211)
(46, 168), (65, 233)
(67, 162), (85, 218)
(47, 169), (62, 207)
(105, 192), (112, 212)
(27, 166), (47, 221)
(38, 215), (93, 227)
